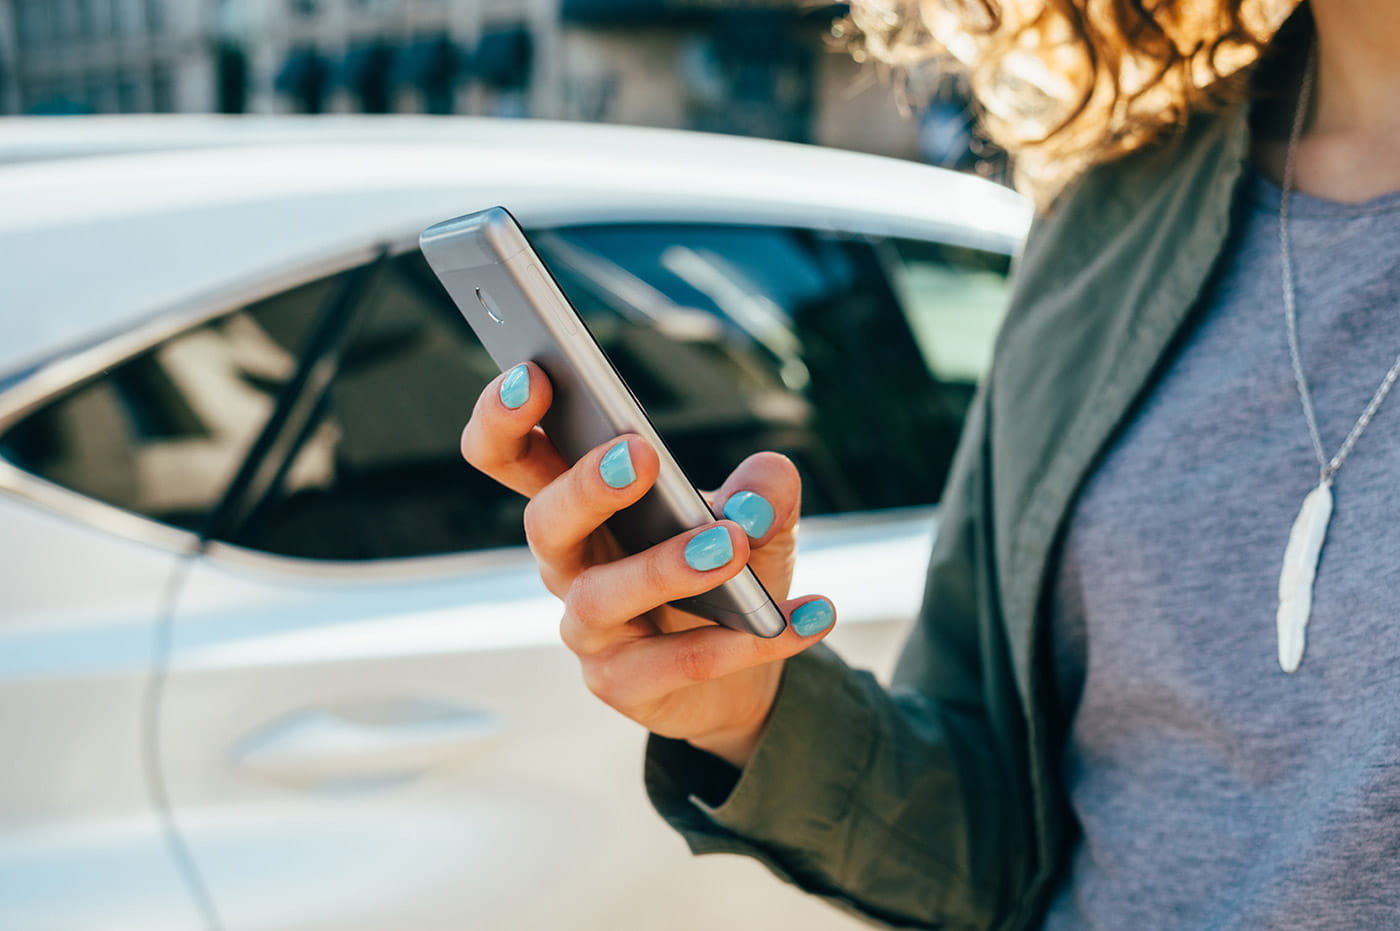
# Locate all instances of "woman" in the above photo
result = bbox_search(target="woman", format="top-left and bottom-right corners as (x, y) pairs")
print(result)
(461, 0), (1400, 926)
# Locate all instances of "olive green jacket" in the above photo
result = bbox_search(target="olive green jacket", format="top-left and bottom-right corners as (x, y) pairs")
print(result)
(645, 102), (1255, 929)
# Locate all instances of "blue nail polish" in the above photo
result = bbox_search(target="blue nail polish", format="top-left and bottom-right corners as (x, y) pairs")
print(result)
(722, 490), (775, 539)
(685, 526), (733, 571)
(499, 364), (530, 410)
(599, 440), (636, 489)
(791, 600), (834, 637)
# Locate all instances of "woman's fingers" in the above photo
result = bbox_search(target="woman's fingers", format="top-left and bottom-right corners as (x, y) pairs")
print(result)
(524, 435), (661, 584)
(461, 363), (568, 498)
(461, 363), (822, 755)
(580, 596), (837, 712)
(561, 521), (751, 654)
(709, 451), (802, 602)
(711, 451), (801, 546)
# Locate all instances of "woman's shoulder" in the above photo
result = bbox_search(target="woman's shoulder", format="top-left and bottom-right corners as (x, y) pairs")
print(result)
(1003, 100), (1251, 324)
(1042, 102), (1251, 240)
(991, 95), (1254, 414)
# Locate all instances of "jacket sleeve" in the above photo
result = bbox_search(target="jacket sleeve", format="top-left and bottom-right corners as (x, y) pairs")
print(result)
(643, 382), (1037, 931)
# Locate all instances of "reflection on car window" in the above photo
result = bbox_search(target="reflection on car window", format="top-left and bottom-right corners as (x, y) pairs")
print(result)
(230, 251), (504, 561)
(0, 276), (337, 531)
(1, 224), (1014, 562)
(240, 226), (1014, 561)
(551, 225), (845, 324)
(883, 238), (1012, 383)
(541, 225), (1011, 517)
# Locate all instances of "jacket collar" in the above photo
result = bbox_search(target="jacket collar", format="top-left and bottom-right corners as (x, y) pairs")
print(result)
(994, 101), (1254, 714)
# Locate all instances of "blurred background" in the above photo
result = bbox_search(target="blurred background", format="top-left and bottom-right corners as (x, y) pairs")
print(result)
(0, 0), (1003, 173)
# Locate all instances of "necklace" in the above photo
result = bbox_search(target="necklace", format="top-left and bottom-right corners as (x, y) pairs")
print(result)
(1276, 46), (1400, 673)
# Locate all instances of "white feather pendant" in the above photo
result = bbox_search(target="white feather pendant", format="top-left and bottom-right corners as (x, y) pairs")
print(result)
(1276, 481), (1333, 673)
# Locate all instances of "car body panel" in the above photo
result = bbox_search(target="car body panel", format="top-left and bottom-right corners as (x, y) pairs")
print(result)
(0, 492), (194, 929)
(135, 512), (930, 931)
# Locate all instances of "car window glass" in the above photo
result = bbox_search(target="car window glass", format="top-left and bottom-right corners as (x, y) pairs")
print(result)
(236, 225), (976, 562)
(548, 225), (842, 322)
(3, 224), (1014, 563)
(541, 224), (988, 515)
(0, 276), (337, 532)
(228, 251), (507, 560)
(883, 238), (1012, 384)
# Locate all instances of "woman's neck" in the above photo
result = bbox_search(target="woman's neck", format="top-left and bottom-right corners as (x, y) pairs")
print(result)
(1254, 0), (1400, 203)
(1311, 0), (1400, 136)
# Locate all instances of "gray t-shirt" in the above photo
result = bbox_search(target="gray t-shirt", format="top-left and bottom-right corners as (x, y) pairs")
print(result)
(1042, 170), (1400, 930)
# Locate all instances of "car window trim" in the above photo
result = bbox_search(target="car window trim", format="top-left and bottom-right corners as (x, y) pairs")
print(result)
(199, 535), (546, 581)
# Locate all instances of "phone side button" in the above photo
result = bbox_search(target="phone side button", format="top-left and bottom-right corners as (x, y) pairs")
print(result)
(527, 264), (577, 335)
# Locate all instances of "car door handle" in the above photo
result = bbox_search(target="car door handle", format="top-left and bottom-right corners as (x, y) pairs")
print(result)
(233, 697), (502, 788)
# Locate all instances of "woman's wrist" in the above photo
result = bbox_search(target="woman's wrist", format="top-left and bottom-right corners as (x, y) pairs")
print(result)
(688, 729), (762, 770)
(687, 689), (781, 769)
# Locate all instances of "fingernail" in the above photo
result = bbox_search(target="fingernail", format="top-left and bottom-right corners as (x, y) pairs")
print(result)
(599, 440), (636, 489)
(791, 599), (834, 637)
(684, 525), (733, 571)
(499, 364), (530, 410)
(722, 490), (775, 539)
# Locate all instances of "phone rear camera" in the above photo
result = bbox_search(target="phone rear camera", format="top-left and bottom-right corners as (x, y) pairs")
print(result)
(476, 287), (504, 324)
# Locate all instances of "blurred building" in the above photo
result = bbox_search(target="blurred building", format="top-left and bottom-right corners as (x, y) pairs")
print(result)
(0, 0), (923, 159)
(2, 0), (200, 114)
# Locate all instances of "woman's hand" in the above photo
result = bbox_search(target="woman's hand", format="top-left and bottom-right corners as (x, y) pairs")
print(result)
(461, 363), (837, 768)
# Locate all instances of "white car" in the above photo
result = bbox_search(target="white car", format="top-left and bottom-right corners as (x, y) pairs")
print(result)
(0, 116), (1029, 931)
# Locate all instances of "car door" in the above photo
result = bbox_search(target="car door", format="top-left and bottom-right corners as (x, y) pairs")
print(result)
(0, 490), (198, 930)
(0, 271), (350, 930)
(0, 220), (1011, 931)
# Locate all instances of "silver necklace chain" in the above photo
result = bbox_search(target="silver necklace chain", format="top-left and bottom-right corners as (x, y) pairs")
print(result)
(1280, 45), (1400, 486)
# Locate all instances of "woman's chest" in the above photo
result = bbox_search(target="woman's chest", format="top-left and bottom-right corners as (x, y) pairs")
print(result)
(1055, 184), (1400, 730)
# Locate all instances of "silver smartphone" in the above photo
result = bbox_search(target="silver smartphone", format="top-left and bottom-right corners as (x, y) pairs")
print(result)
(420, 206), (786, 638)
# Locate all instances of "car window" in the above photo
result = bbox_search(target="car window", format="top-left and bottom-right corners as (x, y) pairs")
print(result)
(539, 225), (1011, 514)
(0, 275), (338, 532)
(1, 223), (1013, 563)
(882, 238), (1013, 385)
(233, 225), (1009, 562)
(228, 251), (506, 560)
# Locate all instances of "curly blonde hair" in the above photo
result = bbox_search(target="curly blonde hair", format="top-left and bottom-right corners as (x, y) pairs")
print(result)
(840, 0), (1300, 202)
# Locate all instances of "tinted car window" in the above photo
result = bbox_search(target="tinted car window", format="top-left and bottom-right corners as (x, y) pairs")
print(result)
(236, 225), (1000, 561)
(2, 224), (1012, 562)
(230, 252), (504, 560)
(0, 276), (338, 532)
(539, 225), (1011, 513)
(883, 238), (1012, 384)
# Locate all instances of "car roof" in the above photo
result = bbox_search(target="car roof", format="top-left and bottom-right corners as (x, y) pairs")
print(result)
(0, 116), (1030, 379)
